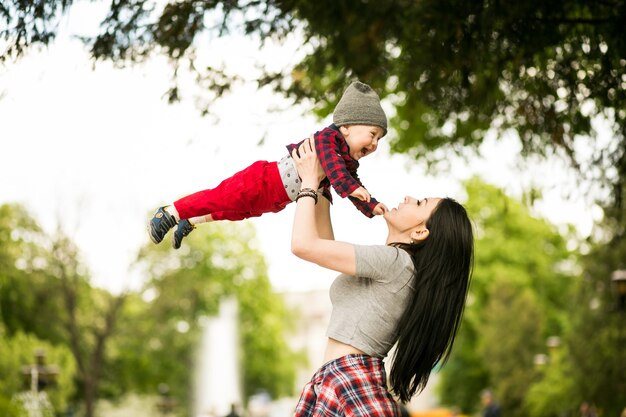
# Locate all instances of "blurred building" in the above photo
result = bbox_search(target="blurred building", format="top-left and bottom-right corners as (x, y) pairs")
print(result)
(282, 289), (333, 391)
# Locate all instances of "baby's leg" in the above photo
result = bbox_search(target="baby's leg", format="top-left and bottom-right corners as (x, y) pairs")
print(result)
(174, 160), (289, 221)
(210, 206), (286, 222)
(161, 205), (212, 225)
(188, 214), (212, 225)
(164, 205), (180, 221)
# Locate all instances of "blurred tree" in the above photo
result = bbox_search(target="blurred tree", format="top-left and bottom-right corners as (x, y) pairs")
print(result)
(46, 233), (127, 417)
(561, 202), (626, 416)
(437, 178), (578, 413)
(3, 0), (625, 409)
(524, 337), (577, 417)
(117, 220), (300, 414)
(479, 281), (545, 417)
(0, 331), (76, 416)
(0, 204), (79, 414)
(238, 258), (302, 400)
(0, 204), (65, 342)
(0, 202), (299, 415)
(523, 197), (626, 417)
(0, 203), (127, 417)
(2, 0), (625, 211)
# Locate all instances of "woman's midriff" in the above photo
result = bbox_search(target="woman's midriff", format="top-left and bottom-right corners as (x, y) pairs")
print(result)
(323, 338), (367, 363)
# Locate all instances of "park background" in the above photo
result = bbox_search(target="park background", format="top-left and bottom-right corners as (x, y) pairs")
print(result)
(1, 1), (624, 417)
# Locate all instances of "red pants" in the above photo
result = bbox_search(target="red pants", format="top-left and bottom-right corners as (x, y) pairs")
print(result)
(173, 160), (291, 222)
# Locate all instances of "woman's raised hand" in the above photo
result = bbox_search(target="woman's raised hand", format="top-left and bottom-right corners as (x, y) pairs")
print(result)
(292, 134), (326, 187)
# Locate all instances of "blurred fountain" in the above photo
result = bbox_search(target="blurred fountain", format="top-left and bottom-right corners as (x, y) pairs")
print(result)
(194, 296), (242, 417)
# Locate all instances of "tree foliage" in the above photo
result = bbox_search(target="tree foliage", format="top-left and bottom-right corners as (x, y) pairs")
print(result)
(524, 340), (577, 417)
(0, 331), (77, 416)
(444, 178), (624, 417)
(0, 204), (65, 343)
(2, 0), (625, 210)
(479, 282), (544, 416)
(132, 221), (300, 407)
(563, 213), (626, 415)
(437, 178), (578, 414)
(0, 203), (299, 416)
(0, 203), (129, 417)
(0, 204), (77, 414)
(3, 1), (626, 410)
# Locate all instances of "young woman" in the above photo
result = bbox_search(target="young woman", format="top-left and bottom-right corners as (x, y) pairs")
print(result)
(290, 136), (474, 416)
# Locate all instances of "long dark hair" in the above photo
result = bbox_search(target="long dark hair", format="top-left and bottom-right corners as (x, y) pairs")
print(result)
(389, 197), (474, 403)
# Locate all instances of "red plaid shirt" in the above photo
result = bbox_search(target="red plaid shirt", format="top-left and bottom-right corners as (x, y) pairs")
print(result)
(287, 125), (379, 218)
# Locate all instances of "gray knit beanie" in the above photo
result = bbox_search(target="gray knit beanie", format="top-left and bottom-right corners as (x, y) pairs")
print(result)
(333, 81), (387, 136)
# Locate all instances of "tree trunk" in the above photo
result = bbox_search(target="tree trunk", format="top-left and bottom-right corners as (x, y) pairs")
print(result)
(84, 377), (97, 417)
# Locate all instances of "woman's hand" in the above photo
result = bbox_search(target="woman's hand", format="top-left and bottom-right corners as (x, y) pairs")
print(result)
(292, 134), (326, 188)
(291, 135), (356, 276)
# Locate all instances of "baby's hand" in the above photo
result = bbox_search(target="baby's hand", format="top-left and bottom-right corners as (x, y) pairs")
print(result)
(373, 203), (388, 216)
(350, 186), (371, 202)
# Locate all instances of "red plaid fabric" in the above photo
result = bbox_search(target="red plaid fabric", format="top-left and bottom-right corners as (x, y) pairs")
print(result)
(293, 354), (400, 417)
(287, 125), (379, 218)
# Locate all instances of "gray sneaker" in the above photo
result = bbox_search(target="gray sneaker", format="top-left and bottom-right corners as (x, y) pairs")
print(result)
(172, 219), (195, 249)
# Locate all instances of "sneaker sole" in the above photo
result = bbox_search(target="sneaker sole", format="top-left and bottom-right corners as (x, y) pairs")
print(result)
(148, 222), (164, 244)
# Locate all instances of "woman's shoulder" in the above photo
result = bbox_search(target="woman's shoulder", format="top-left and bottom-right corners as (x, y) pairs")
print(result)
(355, 243), (408, 257)
(354, 244), (413, 270)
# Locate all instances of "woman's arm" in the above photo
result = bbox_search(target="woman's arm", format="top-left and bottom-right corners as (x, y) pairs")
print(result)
(291, 136), (356, 276)
(315, 195), (334, 240)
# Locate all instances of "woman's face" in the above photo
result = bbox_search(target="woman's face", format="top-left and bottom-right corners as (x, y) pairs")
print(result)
(384, 196), (441, 232)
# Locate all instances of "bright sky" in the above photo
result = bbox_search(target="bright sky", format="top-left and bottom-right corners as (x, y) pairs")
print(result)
(0, 4), (599, 294)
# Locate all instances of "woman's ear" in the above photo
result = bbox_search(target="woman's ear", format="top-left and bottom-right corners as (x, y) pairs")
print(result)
(339, 125), (350, 136)
(411, 227), (430, 242)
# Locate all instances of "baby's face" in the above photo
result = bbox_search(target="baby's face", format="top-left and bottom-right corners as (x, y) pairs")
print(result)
(340, 124), (385, 161)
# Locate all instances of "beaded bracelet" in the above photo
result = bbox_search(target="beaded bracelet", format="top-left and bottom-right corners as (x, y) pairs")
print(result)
(296, 188), (318, 204)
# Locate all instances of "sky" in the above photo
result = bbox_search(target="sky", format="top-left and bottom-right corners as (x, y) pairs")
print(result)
(0, 3), (600, 295)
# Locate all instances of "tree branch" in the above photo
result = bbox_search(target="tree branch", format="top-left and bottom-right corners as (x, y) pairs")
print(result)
(56, 242), (86, 377)
(90, 293), (127, 384)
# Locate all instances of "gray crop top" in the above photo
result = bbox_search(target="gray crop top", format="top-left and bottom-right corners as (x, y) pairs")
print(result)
(327, 244), (416, 357)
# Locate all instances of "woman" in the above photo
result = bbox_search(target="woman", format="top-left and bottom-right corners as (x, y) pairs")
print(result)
(290, 136), (474, 416)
